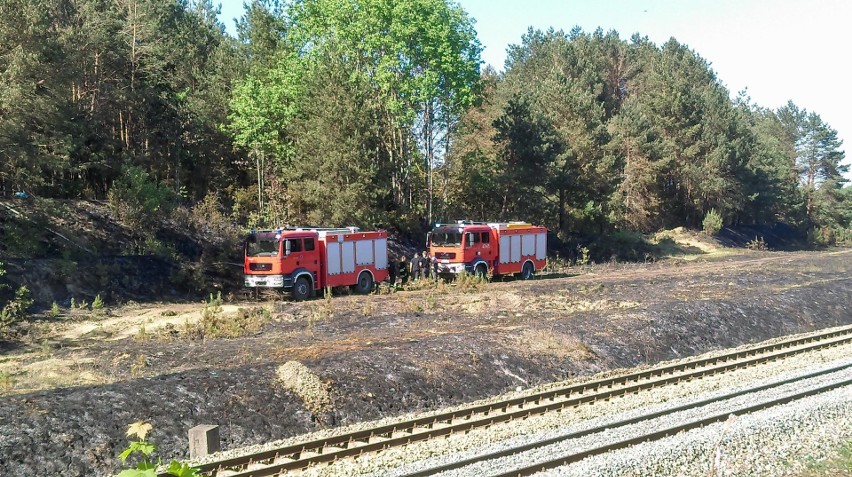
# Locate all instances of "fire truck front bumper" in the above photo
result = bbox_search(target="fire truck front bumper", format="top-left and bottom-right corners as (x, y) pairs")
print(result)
(244, 274), (285, 288)
(436, 262), (467, 275)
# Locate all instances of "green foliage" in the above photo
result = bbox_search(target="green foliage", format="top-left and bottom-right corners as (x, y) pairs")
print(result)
(702, 209), (723, 235)
(1, 285), (33, 332)
(0, 0), (239, 201)
(577, 247), (591, 266)
(491, 95), (564, 223)
(108, 166), (178, 230)
(1, 1), (850, 254)
(57, 259), (78, 280)
(92, 294), (104, 310)
(50, 302), (60, 318)
(117, 422), (199, 477)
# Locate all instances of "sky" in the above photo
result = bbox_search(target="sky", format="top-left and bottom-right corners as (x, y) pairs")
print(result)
(216, 0), (851, 180)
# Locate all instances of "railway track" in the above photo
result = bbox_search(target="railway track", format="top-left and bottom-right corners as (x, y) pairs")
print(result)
(409, 363), (852, 477)
(177, 325), (852, 477)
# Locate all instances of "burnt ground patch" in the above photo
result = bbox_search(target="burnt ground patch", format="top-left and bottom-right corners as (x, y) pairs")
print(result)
(0, 250), (850, 476)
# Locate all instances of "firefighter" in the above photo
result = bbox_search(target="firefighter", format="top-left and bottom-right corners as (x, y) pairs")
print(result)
(410, 252), (421, 280)
(420, 251), (430, 280)
(387, 255), (397, 287)
(398, 256), (410, 284)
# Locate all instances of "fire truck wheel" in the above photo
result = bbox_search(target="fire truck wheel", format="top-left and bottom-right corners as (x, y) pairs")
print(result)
(353, 271), (374, 294)
(474, 263), (487, 279)
(292, 277), (311, 301)
(521, 261), (535, 280)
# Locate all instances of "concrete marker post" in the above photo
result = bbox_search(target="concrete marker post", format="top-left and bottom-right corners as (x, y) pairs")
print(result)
(188, 424), (220, 459)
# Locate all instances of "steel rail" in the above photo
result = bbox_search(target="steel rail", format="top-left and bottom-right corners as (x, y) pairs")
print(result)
(175, 325), (852, 477)
(403, 362), (852, 476)
(492, 371), (852, 477)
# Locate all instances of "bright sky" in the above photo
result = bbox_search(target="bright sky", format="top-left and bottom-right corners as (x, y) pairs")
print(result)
(216, 0), (850, 180)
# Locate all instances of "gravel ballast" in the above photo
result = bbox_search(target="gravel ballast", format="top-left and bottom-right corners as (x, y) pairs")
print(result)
(295, 342), (852, 477)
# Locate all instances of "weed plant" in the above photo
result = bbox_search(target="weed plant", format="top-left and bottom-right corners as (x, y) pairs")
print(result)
(746, 236), (768, 251)
(117, 421), (199, 477)
(308, 288), (334, 331)
(454, 271), (488, 292)
(184, 293), (270, 340)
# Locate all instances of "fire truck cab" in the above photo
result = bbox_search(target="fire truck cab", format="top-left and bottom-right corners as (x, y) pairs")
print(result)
(428, 221), (547, 279)
(244, 227), (388, 300)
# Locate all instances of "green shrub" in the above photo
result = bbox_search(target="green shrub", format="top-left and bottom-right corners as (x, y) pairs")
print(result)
(118, 421), (199, 477)
(107, 165), (177, 230)
(1, 285), (33, 332)
(92, 294), (104, 310)
(702, 209), (723, 235)
(577, 246), (591, 266)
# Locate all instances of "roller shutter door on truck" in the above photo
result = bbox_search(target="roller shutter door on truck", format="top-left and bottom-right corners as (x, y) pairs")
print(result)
(355, 239), (373, 265)
(499, 235), (511, 263)
(510, 235), (521, 262)
(342, 241), (355, 273)
(327, 242), (341, 275)
(374, 238), (387, 269)
(522, 234), (535, 256)
(536, 233), (546, 260)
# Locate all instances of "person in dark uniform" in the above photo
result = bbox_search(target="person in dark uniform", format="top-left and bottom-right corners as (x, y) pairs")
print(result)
(387, 255), (397, 287)
(410, 252), (421, 281)
(398, 256), (410, 285)
(420, 251), (430, 280)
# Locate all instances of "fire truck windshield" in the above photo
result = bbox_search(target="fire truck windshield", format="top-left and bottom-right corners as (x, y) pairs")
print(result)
(246, 233), (280, 257)
(430, 230), (462, 246)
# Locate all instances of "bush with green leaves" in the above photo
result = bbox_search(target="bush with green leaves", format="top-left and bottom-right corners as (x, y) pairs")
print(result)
(118, 421), (199, 477)
(702, 209), (723, 235)
(1, 285), (33, 333)
(107, 166), (177, 230)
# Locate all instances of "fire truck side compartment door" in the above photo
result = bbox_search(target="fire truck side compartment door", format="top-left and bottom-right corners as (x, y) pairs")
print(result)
(536, 233), (546, 260)
(510, 235), (521, 262)
(522, 234), (535, 256)
(355, 239), (373, 265)
(327, 242), (341, 275)
(499, 235), (510, 264)
(375, 238), (388, 269)
(342, 241), (355, 273)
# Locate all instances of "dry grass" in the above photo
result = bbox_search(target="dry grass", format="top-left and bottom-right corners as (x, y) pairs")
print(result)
(651, 227), (736, 261)
(0, 352), (109, 396)
(538, 296), (640, 314)
(513, 329), (596, 360)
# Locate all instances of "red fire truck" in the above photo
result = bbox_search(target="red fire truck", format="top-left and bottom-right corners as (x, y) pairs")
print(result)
(428, 221), (547, 279)
(244, 227), (388, 300)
